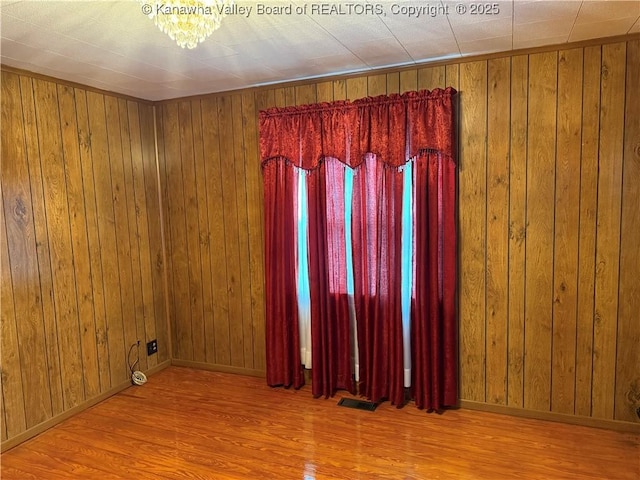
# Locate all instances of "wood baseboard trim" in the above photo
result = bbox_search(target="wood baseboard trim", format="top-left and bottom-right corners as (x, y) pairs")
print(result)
(459, 400), (640, 433)
(170, 359), (266, 378)
(0, 360), (172, 453)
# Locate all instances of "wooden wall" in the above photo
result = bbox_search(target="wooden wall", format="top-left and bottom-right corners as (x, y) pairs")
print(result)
(1, 70), (169, 445)
(156, 93), (265, 372)
(457, 41), (639, 424)
(160, 37), (639, 425)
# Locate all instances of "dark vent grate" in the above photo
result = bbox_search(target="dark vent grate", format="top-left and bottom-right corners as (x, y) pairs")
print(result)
(337, 398), (378, 411)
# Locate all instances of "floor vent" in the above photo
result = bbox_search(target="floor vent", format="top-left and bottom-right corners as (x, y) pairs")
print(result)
(337, 398), (378, 411)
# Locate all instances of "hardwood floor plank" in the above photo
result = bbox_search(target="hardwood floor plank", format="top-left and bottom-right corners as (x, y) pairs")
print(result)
(0, 465), (43, 480)
(2, 367), (638, 480)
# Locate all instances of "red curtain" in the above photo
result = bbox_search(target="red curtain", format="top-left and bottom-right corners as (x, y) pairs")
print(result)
(263, 160), (304, 388)
(351, 155), (405, 406)
(307, 160), (354, 397)
(411, 152), (458, 410)
(260, 88), (457, 410)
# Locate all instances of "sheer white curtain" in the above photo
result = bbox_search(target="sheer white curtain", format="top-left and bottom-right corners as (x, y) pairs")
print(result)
(296, 168), (312, 368)
(400, 164), (413, 388)
(344, 167), (358, 380)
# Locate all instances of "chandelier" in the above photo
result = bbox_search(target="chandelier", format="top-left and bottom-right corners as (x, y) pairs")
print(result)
(141, 0), (233, 49)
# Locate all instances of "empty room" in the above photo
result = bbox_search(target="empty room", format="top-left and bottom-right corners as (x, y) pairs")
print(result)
(1, 0), (639, 478)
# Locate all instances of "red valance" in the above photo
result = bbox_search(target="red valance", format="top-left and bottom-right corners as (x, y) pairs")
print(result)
(259, 87), (457, 170)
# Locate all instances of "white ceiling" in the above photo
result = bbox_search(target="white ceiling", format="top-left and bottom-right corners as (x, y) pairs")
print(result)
(1, 0), (639, 101)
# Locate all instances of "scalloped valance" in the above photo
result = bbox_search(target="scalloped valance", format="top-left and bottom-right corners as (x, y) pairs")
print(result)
(259, 87), (457, 170)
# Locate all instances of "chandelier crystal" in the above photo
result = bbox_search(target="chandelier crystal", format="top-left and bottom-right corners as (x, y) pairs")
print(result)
(142, 0), (233, 49)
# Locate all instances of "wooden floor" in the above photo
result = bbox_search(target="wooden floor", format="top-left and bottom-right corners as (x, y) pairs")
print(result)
(2, 367), (638, 479)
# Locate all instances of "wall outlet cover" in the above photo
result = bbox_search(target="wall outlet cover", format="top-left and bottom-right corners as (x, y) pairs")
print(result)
(147, 339), (158, 356)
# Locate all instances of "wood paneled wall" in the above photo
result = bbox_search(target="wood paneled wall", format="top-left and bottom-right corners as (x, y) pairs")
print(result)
(1, 71), (169, 445)
(458, 42), (639, 424)
(156, 93), (265, 372)
(160, 38), (639, 425)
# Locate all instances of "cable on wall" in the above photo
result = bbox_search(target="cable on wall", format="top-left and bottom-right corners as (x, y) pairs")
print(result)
(128, 341), (147, 386)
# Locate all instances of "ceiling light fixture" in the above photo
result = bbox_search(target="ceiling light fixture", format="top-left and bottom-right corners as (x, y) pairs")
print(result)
(141, 0), (233, 49)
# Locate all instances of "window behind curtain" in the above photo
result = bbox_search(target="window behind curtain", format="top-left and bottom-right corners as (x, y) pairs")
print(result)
(296, 159), (415, 386)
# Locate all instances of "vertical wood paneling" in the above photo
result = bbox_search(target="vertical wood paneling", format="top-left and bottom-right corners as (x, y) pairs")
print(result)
(399, 70), (417, 93)
(551, 48), (583, 414)
(178, 100), (204, 362)
(18, 75), (63, 419)
(524, 52), (557, 411)
(0, 361), (4, 441)
(127, 101), (157, 369)
(201, 97), (231, 365)
(2, 71), (168, 447)
(118, 98), (148, 372)
(217, 95), (245, 367)
(243, 91), (266, 372)
(284, 87), (296, 107)
(273, 87), (286, 108)
(4, 74), (57, 426)
(88, 91), (126, 385)
(592, 43), (626, 420)
(459, 61), (488, 402)
(367, 74), (387, 97)
(316, 82), (333, 103)
(231, 94), (255, 368)
(1, 215), (8, 438)
(296, 85), (317, 106)
(162, 103), (192, 361)
(33, 80), (84, 410)
(57, 84), (101, 398)
(156, 110), (171, 364)
(346, 77), (367, 100)
(254, 89), (277, 371)
(105, 95), (138, 381)
(190, 100), (212, 364)
(507, 55), (528, 408)
(272, 86), (295, 108)
(333, 79), (346, 101)
(74, 89), (111, 392)
(161, 106), (178, 363)
(138, 103), (168, 364)
(0, 188), (27, 438)
(386, 73), (400, 95)
(486, 57), (511, 405)
(575, 46), (601, 417)
(295, 84), (316, 106)
(615, 39), (640, 422)
(445, 65), (459, 91)
(418, 66), (446, 91)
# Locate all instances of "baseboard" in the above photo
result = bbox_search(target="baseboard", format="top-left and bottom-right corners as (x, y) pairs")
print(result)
(459, 399), (640, 433)
(170, 359), (266, 378)
(0, 359), (172, 453)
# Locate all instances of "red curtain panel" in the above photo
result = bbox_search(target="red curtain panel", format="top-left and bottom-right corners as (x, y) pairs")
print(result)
(262, 160), (304, 389)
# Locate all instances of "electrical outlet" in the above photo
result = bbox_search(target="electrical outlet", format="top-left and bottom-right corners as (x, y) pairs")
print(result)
(146, 339), (158, 356)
